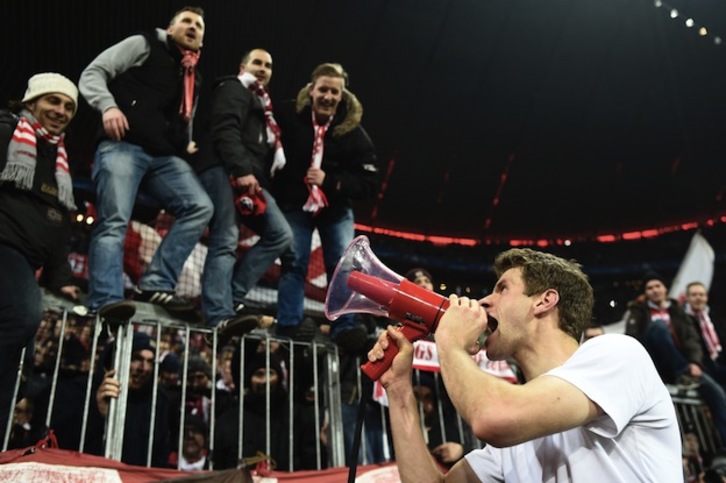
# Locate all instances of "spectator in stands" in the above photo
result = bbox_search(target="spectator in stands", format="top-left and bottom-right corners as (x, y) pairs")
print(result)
(369, 248), (681, 481)
(91, 331), (171, 467)
(0, 72), (82, 441)
(411, 370), (468, 468)
(685, 281), (726, 387)
(625, 271), (726, 444)
(272, 62), (379, 354)
(7, 396), (47, 449)
(79, 6), (213, 317)
(214, 349), (298, 470)
(193, 48), (292, 336)
(169, 415), (210, 471)
(406, 267), (435, 292)
(159, 352), (181, 390)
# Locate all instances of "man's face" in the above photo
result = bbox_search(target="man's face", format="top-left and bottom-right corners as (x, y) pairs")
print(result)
(250, 367), (279, 395)
(309, 76), (344, 122)
(686, 284), (708, 312)
(187, 370), (209, 392)
(644, 280), (668, 305)
(481, 267), (536, 361)
(167, 10), (205, 52)
(182, 424), (206, 459)
(412, 384), (435, 420)
(241, 49), (273, 86)
(129, 349), (154, 390)
(26, 93), (75, 136)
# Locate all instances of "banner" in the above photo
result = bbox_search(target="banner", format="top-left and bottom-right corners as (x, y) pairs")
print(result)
(373, 339), (518, 406)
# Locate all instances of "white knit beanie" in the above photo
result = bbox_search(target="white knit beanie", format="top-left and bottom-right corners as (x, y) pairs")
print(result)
(21, 73), (79, 113)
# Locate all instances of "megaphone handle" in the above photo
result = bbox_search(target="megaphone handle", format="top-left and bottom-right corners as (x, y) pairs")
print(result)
(360, 324), (428, 381)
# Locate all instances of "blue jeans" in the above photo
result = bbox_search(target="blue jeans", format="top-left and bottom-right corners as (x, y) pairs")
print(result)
(0, 244), (41, 439)
(643, 320), (726, 442)
(643, 320), (689, 381)
(198, 166), (292, 326)
(276, 206), (355, 339)
(87, 141), (213, 309)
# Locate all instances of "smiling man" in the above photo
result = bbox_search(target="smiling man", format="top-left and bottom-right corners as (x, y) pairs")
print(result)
(79, 6), (213, 320)
(271, 63), (379, 353)
(369, 248), (682, 482)
(193, 48), (292, 339)
(0, 72), (82, 441)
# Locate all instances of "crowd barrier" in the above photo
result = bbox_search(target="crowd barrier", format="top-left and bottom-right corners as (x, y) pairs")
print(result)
(1, 291), (479, 476)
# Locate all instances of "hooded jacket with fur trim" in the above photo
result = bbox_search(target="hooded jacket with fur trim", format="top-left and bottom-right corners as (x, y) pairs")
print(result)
(271, 86), (379, 211)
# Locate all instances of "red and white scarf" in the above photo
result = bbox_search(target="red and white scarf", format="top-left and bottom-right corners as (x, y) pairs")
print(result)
(1, 110), (76, 210)
(179, 48), (200, 123)
(238, 72), (286, 176)
(302, 111), (332, 214)
(688, 306), (722, 360)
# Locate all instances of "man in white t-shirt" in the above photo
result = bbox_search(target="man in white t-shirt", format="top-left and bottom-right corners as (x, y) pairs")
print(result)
(368, 248), (682, 482)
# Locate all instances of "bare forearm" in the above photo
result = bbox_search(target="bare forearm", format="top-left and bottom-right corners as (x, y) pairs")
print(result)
(388, 387), (445, 483)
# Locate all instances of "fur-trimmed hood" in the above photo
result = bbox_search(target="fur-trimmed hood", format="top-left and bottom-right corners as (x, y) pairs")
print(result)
(295, 84), (363, 138)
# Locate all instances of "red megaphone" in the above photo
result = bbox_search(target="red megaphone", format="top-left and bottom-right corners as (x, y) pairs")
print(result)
(325, 236), (449, 380)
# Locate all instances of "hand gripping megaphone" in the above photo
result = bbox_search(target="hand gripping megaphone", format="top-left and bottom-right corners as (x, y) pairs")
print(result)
(325, 236), (449, 380)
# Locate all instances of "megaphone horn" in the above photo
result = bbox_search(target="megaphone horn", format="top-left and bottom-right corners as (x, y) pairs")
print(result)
(324, 236), (450, 380)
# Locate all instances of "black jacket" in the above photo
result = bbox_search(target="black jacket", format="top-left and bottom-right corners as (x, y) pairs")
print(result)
(105, 31), (199, 156)
(272, 93), (379, 212)
(624, 298), (704, 366)
(0, 111), (73, 288)
(193, 75), (271, 186)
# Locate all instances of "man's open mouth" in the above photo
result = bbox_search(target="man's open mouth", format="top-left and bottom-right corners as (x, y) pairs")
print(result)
(488, 316), (499, 332)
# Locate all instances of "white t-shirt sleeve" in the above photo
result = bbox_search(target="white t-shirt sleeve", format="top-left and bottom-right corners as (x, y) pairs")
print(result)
(547, 333), (661, 438)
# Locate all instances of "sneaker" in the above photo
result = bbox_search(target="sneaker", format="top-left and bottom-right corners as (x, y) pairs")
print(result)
(206, 314), (267, 346)
(276, 317), (318, 343)
(99, 300), (137, 322)
(676, 374), (700, 392)
(333, 325), (369, 356)
(72, 300), (136, 329)
(133, 288), (194, 312)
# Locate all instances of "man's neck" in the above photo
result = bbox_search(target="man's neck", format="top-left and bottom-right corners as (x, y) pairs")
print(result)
(515, 320), (580, 382)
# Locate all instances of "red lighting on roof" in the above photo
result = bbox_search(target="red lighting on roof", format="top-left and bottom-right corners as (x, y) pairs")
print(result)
(356, 214), (726, 247)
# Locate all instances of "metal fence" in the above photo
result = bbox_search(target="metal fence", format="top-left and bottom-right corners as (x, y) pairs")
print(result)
(1, 291), (481, 473)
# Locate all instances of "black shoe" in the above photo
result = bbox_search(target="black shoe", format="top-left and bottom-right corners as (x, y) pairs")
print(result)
(276, 317), (318, 343)
(233, 302), (245, 314)
(133, 288), (194, 312)
(333, 325), (369, 356)
(99, 300), (137, 322)
(207, 314), (267, 346)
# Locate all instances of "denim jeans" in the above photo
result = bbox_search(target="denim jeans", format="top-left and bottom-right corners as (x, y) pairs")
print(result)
(0, 244), (42, 439)
(643, 320), (690, 381)
(276, 206), (355, 339)
(87, 141), (213, 309)
(643, 320), (726, 442)
(198, 166), (292, 326)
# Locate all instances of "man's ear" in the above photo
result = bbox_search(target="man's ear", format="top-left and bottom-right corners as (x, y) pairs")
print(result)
(533, 289), (559, 315)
